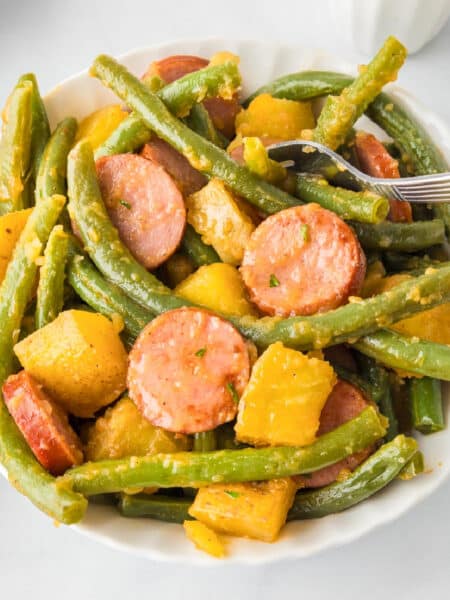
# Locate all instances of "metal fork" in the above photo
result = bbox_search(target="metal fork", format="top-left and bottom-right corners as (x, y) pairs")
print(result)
(268, 140), (450, 203)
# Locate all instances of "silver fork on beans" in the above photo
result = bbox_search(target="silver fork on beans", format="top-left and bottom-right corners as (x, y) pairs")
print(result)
(268, 140), (450, 203)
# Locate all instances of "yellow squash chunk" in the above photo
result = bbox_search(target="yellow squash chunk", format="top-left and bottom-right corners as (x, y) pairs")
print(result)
(83, 396), (189, 460)
(235, 341), (336, 446)
(183, 520), (226, 558)
(209, 51), (240, 66)
(374, 273), (450, 345)
(0, 208), (32, 284)
(189, 479), (297, 542)
(14, 309), (128, 417)
(76, 104), (128, 150)
(186, 178), (255, 265)
(175, 262), (257, 316)
(235, 93), (315, 140)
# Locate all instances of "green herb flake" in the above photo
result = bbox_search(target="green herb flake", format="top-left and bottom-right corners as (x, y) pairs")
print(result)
(119, 199), (131, 209)
(226, 382), (240, 404)
(299, 224), (309, 242)
(224, 490), (240, 499)
(269, 274), (280, 288)
(195, 347), (207, 358)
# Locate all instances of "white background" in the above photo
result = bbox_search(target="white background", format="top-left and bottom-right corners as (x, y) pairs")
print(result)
(1, 1), (450, 598)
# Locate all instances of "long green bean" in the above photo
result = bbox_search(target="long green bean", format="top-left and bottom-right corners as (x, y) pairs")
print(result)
(354, 329), (450, 381)
(0, 80), (32, 215)
(95, 61), (241, 159)
(180, 224), (221, 267)
(408, 377), (445, 434)
(35, 225), (69, 329)
(62, 406), (385, 495)
(314, 36), (407, 150)
(90, 54), (298, 215)
(350, 219), (445, 253)
(287, 435), (417, 520)
(0, 193), (87, 523)
(118, 493), (192, 522)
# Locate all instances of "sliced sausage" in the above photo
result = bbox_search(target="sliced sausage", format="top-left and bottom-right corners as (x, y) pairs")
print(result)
(2, 371), (83, 475)
(295, 380), (372, 488)
(144, 54), (240, 138)
(128, 307), (250, 434)
(240, 204), (366, 317)
(96, 154), (186, 270)
(355, 131), (412, 223)
(141, 138), (207, 197)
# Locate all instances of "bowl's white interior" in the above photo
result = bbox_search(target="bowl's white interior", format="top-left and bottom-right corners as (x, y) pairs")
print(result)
(3, 38), (450, 565)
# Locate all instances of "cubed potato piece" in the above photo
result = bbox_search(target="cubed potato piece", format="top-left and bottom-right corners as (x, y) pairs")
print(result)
(0, 208), (32, 284)
(235, 341), (336, 446)
(209, 51), (240, 66)
(14, 310), (128, 417)
(186, 178), (255, 265)
(183, 520), (226, 558)
(372, 273), (450, 345)
(175, 263), (257, 316)
(83, 396), (190, 460)
(235, 94), (315, 140)
(189, 478), (296, 542)
(76, 104), (128, 150)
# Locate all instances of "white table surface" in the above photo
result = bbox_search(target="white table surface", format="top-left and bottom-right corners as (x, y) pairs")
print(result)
(1, 1), (450, 598)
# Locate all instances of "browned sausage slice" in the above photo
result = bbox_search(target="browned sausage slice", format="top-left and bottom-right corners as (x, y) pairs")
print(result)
(355, 131), (412, 223)
(96, 154), (186, 270)
(141, 138), (207, 197)
(2, 371), (83, 475)
(144, 54), (240, 138)
(127, 307), (250, 434)
(295, 380), (372, 488)
(240, 204), (366, 317)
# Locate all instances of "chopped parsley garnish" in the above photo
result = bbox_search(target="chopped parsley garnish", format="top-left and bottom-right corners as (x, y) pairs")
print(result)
(299, 224), (309, 242)
(119, 199), (131, 209)
(269, 273), (280, 288)
(226, 382), (240, 404)
(195, 347), (207, 357)
(224, 490), (240, 499)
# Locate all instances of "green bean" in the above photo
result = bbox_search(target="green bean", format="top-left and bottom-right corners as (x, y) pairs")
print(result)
(17, 74), (50, 185)
(0, 80), (32, 215)
(350, 219), (445, 253)
(90, 55), (298, 215)
(67, 253), (153, 340)
(180, 224), (221, 267)
(383, 252), (440, 273)
(62, 406), (385, 495)
(398, 450), (424, 480)
(0, 193), (86, 523)
(296, 175), (389, 224)
(287, 435), (417, 520)
(35, 225), (69, 329)
(35, 118), (78, 202)
(95, 61), (241, 159)
(193, 431), (218, 452)
(244, 71), (353, 106)
(185, 103), (228, 148)
(314, 37), (407, 150)
(243, 136), (287, 184)
(332, 365), (376, 402)
(356, 354), (398, 440)
(354, 329), (450, 381)
(118, 493), (192, 522)
(408, 377), (445, 434)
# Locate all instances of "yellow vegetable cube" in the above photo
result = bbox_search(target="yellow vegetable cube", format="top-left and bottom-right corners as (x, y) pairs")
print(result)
(183, 520), (226, 558)
(83, 397), (190, 460)
(209, 51), (240, 66)
(0, 208), (32, 284)
(235, 93), (315, 140)
(235, 341), (336, 446)
(76, 104), (127, 150)
(14, 310), (128, 417)
(189, 478), (297, 542)
(175, 262), (257, 316)
(186, 178), (255, 265)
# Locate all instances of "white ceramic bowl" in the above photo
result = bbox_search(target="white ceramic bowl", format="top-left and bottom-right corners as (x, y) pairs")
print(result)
(3, 38), (450, 565)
